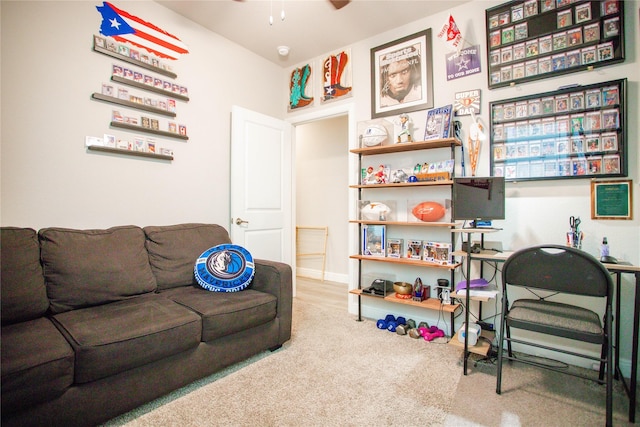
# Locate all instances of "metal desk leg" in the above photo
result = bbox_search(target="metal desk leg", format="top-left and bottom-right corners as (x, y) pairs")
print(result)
(463, 232), (472, 375)
(630, 272), (639, 422)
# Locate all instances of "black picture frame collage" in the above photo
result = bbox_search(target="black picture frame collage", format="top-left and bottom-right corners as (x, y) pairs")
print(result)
(490, 78), (626, 182)
(486, 0), (624, 89)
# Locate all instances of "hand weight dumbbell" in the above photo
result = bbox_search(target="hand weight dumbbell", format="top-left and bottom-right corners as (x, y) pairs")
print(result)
(423, 327), (445, 341)
(387, 316), (406, 332)
(376, 314), (396, 330)
(396, 319), (416, 335)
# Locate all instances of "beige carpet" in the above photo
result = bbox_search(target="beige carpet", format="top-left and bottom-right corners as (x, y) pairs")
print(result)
(105, 297), (637, 426)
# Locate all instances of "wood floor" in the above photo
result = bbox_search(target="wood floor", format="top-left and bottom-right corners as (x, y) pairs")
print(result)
(295, 276), (348, 311)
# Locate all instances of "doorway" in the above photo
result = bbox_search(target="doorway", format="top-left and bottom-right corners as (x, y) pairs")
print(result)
(290, 105), (355, 302)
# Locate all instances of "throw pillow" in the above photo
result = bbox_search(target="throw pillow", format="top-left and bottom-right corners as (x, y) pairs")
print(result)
(194, 244), (255, 292)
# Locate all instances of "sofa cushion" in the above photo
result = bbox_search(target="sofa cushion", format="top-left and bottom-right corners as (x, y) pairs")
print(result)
(52, 294), (201, 383)
(144, 223), (232, 290)
(1, 227), (49, 324)
(39, 226), (157, 314)
(1, 317), (74, 413)
(163, 286), (277, 342)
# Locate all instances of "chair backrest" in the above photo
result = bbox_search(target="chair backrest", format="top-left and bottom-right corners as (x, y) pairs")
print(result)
(502, 244), (612, 298)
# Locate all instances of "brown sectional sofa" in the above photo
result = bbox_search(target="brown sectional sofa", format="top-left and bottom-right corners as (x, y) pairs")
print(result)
(1, 223), (292, 427)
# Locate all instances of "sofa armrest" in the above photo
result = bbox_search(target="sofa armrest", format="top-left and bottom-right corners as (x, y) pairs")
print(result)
(251, 259), (292, 345)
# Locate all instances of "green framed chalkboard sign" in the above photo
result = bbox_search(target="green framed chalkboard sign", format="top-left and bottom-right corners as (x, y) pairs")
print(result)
(591, 179), (632, 220)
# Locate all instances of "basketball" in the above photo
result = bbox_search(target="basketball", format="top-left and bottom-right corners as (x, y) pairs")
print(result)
(361, 124), (388, 147)
(412, 201), (446, 222)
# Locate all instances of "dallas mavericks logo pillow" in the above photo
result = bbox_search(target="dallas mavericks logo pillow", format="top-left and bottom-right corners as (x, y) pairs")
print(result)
(194, 244), (255, 292)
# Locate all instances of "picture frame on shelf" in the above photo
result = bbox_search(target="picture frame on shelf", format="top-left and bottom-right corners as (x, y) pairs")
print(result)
(370, 29), (433, 118)
(362, 224), (386, 257)
(423, 104), (453, 140)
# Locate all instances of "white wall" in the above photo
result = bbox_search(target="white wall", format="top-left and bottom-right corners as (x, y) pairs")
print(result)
(0, 0), (284, 230)
(295, 116), (349, 282)
(285, 0), (640, 372)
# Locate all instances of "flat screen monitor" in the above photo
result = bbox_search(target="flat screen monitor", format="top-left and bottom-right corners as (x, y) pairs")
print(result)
(452, 177), (505, 221)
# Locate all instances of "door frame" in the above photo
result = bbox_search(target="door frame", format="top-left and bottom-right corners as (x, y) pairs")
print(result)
(287, 103), (357, 308)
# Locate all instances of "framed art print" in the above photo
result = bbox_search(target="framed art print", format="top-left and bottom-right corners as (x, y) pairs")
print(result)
(370, 29), (433, 118)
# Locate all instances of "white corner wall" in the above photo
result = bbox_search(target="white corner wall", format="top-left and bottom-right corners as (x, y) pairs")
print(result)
(1, 0), (284, 230)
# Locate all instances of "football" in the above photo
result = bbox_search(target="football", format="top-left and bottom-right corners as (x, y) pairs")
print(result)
(361, 124), (388, 147)
(412, 201), (446, 222)
(361, 202), (392, 221)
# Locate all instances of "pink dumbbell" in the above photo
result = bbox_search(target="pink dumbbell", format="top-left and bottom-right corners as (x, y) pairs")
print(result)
(423, 327), (445, 341)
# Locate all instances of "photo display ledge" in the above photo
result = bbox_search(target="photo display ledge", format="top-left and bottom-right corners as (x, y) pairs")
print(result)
(490, 78), (627, 182)
(486, 0), (625, 89)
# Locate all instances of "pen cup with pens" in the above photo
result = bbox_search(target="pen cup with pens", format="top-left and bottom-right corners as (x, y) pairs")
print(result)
(567, 216), (583, 249)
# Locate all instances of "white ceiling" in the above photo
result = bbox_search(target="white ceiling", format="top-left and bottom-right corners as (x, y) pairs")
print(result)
(157, 0), (472, 68)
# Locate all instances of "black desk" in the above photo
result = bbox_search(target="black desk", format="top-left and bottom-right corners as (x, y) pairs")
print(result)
(455, 246), (639, 423)
(605, 262), (640, 423)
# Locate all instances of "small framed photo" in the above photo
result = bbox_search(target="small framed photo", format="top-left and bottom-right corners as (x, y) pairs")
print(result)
(585, 111), (602, 131)
(362, 224), (386, 256)
(541, 0), (555, 13)
(511, 5), (524, 22)
(489, 14), (500, 29)
(553, 32), (568, 51)
(570, 91), (584, 110)
(586, 89), (601, 108)
(524, 0), (538, 17)
(602, 0), (619, 16)
(93, 35), (106, 49)
(587, 156), (602, 174)
(581, 46), (597, 65)
(602, 85), (619, 105)
(604, 17), (620, 38)
(575, 3), (592, 24)
(556, 116), (570, 136)
(591, 180), (632, 220)
(555, 95), (569, 113)
(566, 50), (581, 67)
(499, 11), (510, 26)
(585, 135), (601, 152)
(178, 124), (188, 136)
(603, 154), (621, 174)
(602, 109), (619, 129)
(556, 137), (570, 155)
(502, 26), (515, 44)
(568, 28), (583, 46)
(101, 83), (114, 97)
(515, 22), (528, 40)
(539, 35), (553, 54)
(601, 132), (618, 151)
(598, 42), (614, 61)
(583, 23), (600, 43)
(513, 43), (526, 61)
(557, 10), (572, 29)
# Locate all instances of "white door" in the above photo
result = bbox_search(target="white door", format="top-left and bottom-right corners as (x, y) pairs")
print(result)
(230, 105), (293, 267)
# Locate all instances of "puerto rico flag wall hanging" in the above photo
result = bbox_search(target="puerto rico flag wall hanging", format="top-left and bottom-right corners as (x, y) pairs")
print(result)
(96, 1), (189, 60)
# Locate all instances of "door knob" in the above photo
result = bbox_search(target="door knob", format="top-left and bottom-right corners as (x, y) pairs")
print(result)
(235, 217), (249, 225)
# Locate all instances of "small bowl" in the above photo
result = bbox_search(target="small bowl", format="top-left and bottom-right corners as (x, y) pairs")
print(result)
(393, 282), (413, 295)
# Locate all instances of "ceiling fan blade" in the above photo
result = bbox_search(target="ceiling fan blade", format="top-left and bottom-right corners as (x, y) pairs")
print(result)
(329, 0), (350, 10)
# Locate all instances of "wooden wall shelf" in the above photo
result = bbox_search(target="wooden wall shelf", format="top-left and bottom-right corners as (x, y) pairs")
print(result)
(93, 45), (177, 79)
(91, 93), (176, 118)
(111, 76), (189, 101)
(110, 121), (188, 140)
(87, 145), (173, 161)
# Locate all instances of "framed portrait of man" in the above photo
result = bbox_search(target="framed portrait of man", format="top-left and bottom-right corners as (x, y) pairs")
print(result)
(370, 29), (433, 118)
